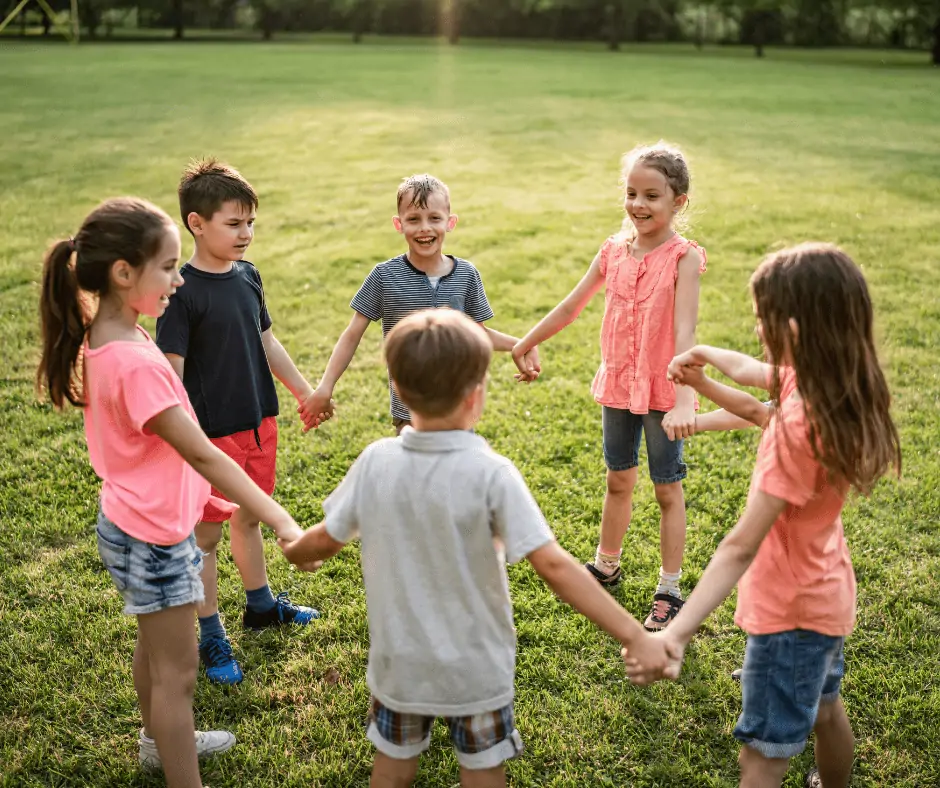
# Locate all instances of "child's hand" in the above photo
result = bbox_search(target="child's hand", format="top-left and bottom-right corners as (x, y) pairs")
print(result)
(663, 403), (696, 441)
(667, 350), (706, 385)
(270, 519), (304, 544)
(277, 537), (324, 572)
(622, 630), (685, 686)
(514, 346), (541, 383)
(298, 388), (336, 432)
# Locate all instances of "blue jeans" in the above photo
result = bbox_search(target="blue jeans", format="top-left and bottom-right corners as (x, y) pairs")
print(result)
(601, 407), (687, 484)
(96, 510), (204, 616)
(734, 630), (846, 759)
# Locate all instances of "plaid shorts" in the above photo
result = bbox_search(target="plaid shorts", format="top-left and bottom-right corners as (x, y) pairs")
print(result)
(366, 696), (523, 770)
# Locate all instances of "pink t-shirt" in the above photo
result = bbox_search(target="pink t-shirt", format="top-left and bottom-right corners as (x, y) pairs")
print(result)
(735, 369), (855, 637)
(590, 233), (707, 413)
(83, 326), (216, 545)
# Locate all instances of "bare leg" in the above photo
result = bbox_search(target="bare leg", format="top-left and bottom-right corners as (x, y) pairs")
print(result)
(228, 508), (268, 593)
(133, 627), (151, 737)
(598, 468), (638, 555)
(460, 765), (506, 788)
(813, 698), (854, 787)
(738, 744), (790, 788)
(138, 603), (201, 788)
(654, 481), (686, 575)
(370, 753), (419, 788)
(194, 522), (223, 620)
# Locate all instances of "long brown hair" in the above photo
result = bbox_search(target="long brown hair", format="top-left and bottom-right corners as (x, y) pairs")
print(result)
(751, 243), (901, 494)
(37, 197), (174, 408)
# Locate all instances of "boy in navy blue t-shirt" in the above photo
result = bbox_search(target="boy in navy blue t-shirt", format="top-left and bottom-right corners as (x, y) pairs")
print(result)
(157, 159), (328, 685)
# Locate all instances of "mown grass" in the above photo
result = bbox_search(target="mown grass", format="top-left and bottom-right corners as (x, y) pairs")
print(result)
(0, 38), (938, 787)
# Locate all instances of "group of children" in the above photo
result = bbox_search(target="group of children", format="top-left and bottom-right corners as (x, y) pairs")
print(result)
(35, 143), (901, 788)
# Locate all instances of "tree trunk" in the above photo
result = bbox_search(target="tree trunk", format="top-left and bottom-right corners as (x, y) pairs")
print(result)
(446, 0), (460, 44)
(42, 13), (52, 36)
(606, 3), (619, 50)
(173, 0), (184, 39)
(933, 15), (940, 65)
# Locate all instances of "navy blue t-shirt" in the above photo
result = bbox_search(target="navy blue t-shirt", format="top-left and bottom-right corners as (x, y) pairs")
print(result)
(156, 261), (278, 439)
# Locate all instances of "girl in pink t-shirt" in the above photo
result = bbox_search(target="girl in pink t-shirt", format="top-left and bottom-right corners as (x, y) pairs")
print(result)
(628, 244), (902, 788)
(512, 142), (706, 630)
(36, 197), (305, 788)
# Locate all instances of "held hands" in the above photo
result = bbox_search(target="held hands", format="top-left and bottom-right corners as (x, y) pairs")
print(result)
(666, 349), (707, 387)
(621, 630), (686, 686)
(277, 536), (324, 573)
(662, 403), (696, 442)
(297, 387), (337, 432)
(511, 343), (541, 383)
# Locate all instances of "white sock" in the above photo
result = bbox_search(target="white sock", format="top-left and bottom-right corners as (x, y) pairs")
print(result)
(657, 567), (682, 599)
(594, 547), (622, 576)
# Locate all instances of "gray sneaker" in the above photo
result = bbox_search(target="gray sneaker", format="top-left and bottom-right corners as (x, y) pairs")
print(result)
(138, 728), (236, 769)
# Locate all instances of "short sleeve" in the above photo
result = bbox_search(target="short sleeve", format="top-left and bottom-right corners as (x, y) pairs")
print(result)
(754, 407), (818, 508)
(464, 265), (495, 323)
(596, 236), (621, 278)
(155, 290), (192, 357)
(487, 462), (554, 564)
(350, 266), (384, 322)
(323, 448), (369, 544)
(247, 266), (273, 332)
(120, 361), (186, 434)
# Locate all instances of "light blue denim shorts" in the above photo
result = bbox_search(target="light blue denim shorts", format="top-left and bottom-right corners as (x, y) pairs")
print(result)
(601, 407), (687, 484)
(734, 629), (845, 759)
(96, 510), (204, 616)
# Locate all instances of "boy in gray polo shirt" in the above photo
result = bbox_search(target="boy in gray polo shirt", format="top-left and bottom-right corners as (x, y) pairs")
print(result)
(279, 309), (669, 786)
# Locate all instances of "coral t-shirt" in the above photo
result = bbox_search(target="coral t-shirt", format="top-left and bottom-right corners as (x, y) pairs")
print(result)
(83, 326), (228, 545)
(735, 369), (855, 637)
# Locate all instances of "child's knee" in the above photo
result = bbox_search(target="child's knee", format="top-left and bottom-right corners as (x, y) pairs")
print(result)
(606, 468), (637, 496)
(814, 696), (847, 730)
(653, 480), (684, 509)
(195, 522), (223, 553)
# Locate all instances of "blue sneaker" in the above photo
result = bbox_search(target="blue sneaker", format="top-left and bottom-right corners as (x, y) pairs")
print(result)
(242, 592), (320, 630)
(199, 636), (243, 685)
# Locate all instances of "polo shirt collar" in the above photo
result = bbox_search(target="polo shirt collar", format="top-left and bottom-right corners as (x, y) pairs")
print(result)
(400, 427), (483, 453)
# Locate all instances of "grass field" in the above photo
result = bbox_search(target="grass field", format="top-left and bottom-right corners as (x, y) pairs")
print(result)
(1, 38), (939, 788)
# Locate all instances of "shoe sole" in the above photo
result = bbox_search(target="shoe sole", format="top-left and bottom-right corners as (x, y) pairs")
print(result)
(139, 733), (236, 769)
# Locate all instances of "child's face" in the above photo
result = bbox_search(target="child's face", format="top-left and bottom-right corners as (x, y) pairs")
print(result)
(127, 225), (183, 319)
(393, 190), (456, 262)
(624, 165), (686, 238)
(189, 200), (256, 262)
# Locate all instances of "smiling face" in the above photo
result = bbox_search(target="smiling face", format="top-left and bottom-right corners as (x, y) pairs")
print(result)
(188, 200), (256, 264)
(126, 224), (184, 318)
(624, 164), (687, 239)
(393, 189), (456, 263)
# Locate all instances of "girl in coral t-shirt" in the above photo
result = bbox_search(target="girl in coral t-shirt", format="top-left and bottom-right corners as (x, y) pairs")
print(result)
(629, 243), (902, 788)
(513, 141), (706, 630)
(36, 198), (305, 788)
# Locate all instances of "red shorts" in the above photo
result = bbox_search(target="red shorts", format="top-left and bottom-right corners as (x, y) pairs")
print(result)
(201, 416), (278, 523)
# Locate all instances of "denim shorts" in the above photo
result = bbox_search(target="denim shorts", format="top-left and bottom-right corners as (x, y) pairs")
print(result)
(734, 630), (845, 759)
(366, 697), (523, 770)
(96, 510), (205, 616)
(601, 407), (687, 483)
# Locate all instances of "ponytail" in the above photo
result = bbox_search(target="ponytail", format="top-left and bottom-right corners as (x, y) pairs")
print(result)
(37, 239), (89, 408)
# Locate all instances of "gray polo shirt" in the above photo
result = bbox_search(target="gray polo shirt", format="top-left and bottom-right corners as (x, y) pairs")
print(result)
(324, 429), (554, 716)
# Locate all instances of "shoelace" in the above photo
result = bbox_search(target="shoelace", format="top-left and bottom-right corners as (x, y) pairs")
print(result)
(202, 637), (235, 665)
(650, 599), (674, 622)
(274, 592), (306, 620)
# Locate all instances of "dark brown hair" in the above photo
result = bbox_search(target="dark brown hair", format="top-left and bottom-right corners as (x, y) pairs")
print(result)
(37, 197), (174, 408)
(385, 309), (491, 418)
(396, 174), (450, 213)
(178, 158), (258, 234)
(751, 243), (902, 494)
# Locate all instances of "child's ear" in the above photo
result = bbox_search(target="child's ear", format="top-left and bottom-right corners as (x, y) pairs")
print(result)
(111, 259), (134, 289)
(447, 214), (458, 231)
(392, 216), (403, 234)
(187, 212), (204, 236)
(673, 193), (688, 213)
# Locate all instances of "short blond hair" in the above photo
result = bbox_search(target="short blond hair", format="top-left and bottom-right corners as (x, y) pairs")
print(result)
(385, 309), (491, 417)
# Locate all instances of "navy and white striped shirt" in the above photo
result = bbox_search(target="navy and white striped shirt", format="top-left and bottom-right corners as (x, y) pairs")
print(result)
(351, 254), (495, 420)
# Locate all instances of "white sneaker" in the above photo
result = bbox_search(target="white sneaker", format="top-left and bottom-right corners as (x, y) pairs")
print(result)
(138, 728), (236, 769)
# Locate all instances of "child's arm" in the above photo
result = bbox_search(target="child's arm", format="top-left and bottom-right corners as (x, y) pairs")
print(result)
(262, 329), (315, 403)
(662, 248), (704, 441)
(511, 251), (606, 375)
(482, 326), (541, 382)
(165, 353), (185, 380)
(278, 522), (345, 572)
(695, 408), (763, 433)
(671, 345), (772, 391)
(146, 405), (303, 542)
(668, 364), (772, 431)
(527, 541), (677, 674)
(625, 490), (787, 685)
(300, 311), (371, 431)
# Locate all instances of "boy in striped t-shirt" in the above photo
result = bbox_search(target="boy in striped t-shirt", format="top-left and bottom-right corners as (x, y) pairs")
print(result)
(302, 174), (540, 432)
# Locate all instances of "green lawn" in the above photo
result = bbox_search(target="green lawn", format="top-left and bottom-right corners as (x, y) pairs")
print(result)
(1, 38), (938, 788)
